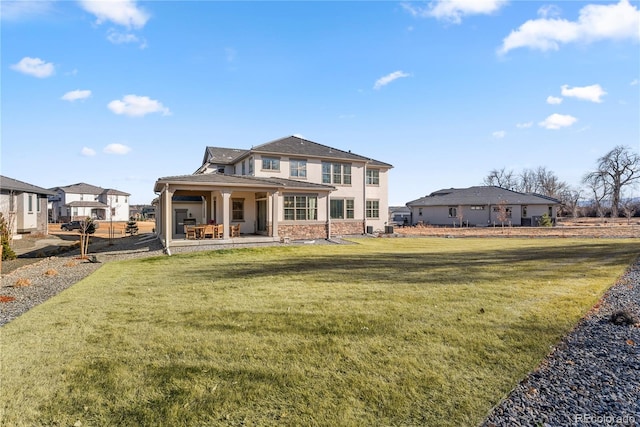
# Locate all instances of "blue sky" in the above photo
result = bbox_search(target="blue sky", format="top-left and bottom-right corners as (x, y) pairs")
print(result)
(2, 0), (639, 205)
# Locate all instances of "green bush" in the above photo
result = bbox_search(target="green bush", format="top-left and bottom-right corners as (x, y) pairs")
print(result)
(539, 213), (553, 227)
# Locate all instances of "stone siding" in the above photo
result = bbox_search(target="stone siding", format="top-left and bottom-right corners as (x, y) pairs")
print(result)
(330, 220), (364, 236)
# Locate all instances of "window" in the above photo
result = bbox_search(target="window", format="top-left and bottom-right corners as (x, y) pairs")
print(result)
(116, 195), (119, 203)
(548, 206), (553, 217)
(80, 194), (84, 201)
(366, 200), (379, 219)
(125, 197), (128, 203)
(322, 162), (351, 185)
(290, 159), (307, 178)
(284, 195), (317, 221)
(37, 197), (41, 212)
(232, 199), (244, 221)
(330, 199), (354, 219)
(448, 207), (457, 218)
(242, 161), (246, 175)
(522, 206), (528, 217)
(470, 206), (485, 210)
(217, 165), (225, 174)
(28, 195), (33, 213)
(262, 157), (280, 171)
(366, 169), (379, 185)
(249, 157), (254, 175)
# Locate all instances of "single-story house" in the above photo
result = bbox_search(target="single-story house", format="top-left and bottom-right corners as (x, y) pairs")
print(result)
(406, 186), (561, 227)
(153, 135), (392, 249)
(0, 175), (55, 237)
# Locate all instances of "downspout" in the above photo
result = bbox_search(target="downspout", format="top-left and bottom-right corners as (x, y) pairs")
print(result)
(163, 183), (171, 255)
(363, 161), (369, 234)
(326, 192), (331, 239)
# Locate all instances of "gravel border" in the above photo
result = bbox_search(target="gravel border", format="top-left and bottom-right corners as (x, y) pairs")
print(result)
(482, 258), (640, 426)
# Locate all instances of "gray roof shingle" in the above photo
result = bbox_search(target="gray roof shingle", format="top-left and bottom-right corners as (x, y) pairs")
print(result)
(0, 175), (55, 196)
(406, 186), (561, 207)
(154, 173), (335, 192)
(51, 182), (130, 196)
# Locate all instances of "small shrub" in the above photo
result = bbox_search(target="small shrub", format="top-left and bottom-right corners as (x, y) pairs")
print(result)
(14, 278), (31, 287)
(610, 310), (636, 326)
(539, 214), (553, 227)
(44, 269), (59, 276)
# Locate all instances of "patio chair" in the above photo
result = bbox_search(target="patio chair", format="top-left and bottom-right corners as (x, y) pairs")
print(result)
(203, 224), (215, 239)
(231, 224), (240, 237)
(184, 225), (196, 240)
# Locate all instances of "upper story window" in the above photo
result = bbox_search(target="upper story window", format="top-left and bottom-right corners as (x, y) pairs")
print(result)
(80, 194), (84, 201)
(322, 162), (351, 185)
(242, 161), (246, 175)
(217, 165), (225, 174)
(262, 157), (280, 171)
(366, 169), (379, 185)
(28, 194), (33, 213)
(249, 157), (254, 175)
(290, 159), (307, 178)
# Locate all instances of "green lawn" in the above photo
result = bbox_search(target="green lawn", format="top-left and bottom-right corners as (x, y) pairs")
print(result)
(1, 238), (638, 426)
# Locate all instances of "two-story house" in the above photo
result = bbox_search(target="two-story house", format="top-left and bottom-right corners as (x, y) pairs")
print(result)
(153, 135), (392, 248)
(0, 175), (54, 238)
(49, 183), (131, 223)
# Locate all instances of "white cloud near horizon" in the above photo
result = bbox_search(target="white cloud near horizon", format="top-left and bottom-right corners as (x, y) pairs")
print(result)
(561, 84), (607, 103)
(492, 130), (506, 139)
(62, 89), (92, 102)
(10, 57), (54, 78)
(104, 143), (132, 155)
(539, 113), (578, 130)
(499, 0), (640, 55)
(631, 79), (639, 86)
(81, 147), (97, 156)
(546, 95), (563, 105)
(106, 29), (146, 48)
(78, 0), (149, 29)
(516, 121), (533, 129)
(402, 0), (508, 24)
(374, 71), (410, 90)
(107, 95), (171, 117)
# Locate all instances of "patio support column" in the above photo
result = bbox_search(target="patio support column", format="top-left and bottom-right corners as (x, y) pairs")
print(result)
(210, 191), (216, 223)
(221, 190), (231, 239)
(271, 191), (279, 238)
(164, 184), (173, 249)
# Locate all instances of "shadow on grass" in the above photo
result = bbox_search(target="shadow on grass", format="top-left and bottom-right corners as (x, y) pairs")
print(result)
(173, 241), (640, 286)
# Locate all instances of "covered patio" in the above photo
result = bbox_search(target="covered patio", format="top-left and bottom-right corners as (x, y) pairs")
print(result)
(153, 173), (334, 251)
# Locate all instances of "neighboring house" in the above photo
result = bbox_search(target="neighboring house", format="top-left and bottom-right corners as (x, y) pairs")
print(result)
(130, 204), (156, 220)
(0, 175), (54, 237)
(406, 186), (561, 227)
(49, 183), (130, 223)
(389, 206), (411, 226)
(153, 135), (392, 247)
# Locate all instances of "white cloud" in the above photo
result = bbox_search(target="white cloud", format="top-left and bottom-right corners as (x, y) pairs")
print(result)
(107, 29), (140, 44)
(10, 57), (54, 78)
(78, 0), (149, 29)
(492, 130), (506, 139)
(516, 121), (533, 129)
(104, 143), (132, 155)
(499, 0), (640, 55)
(81, 147), (96, 156)
(546, 95), (563, 105)
(561, 84), (607, 103)
(537, 5), (562, 19)
(631, 79), (639, 86)
(374, 71), (410, 90)
(402, 0), (508, 24)
(107, 94), (171, 117)
(539, 113), (578, 130)
(62, 89), (92, 102)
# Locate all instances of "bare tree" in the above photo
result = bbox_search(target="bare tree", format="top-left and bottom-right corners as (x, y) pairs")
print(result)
(535, 166), (568, 198)
(558, 187), (582, 218)
(582, 171), (610, 221)
(484, 168), (517, 190)
(456, 204), (464, 227)
(620, 193), (637, 224)
(585, 145), (640, 218)
(495, 200), (510, 227)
